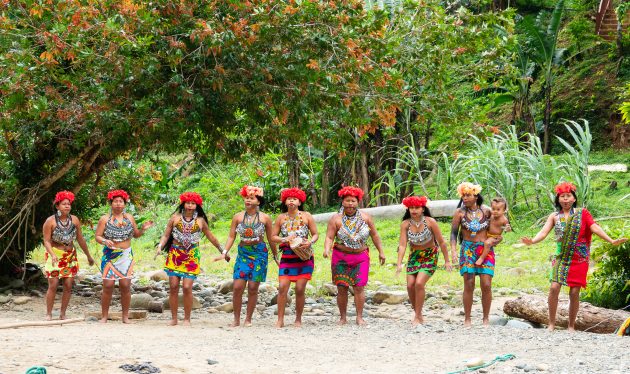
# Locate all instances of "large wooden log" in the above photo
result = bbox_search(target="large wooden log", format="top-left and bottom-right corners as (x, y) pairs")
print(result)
(312, 200), (460, 223)
(84, 311), (147, 320)
(503, 295), (630, 334)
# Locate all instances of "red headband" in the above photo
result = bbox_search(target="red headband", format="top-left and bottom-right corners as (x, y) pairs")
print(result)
(54, 191), (75, 205)
(402, 195), (427, 208)
(280, 187), (307, 203)
(338, 186), (364, 201)
(555, 182), (577, 195)
(179, 192), (203, 206)
(107, 189), (130, 202)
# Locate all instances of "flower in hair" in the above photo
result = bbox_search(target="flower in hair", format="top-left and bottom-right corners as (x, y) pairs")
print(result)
(280, 187), (307, 203)
(179, 192), (203, 206)
(107, 189), (130, 202)
(457, 182), (482, 197)
(554, 182), (577, 195)
(337, 186), (364, 201)
(54, 191), (75, 205)
(240, 185), (264, 198)
(402, 195), (427, 208)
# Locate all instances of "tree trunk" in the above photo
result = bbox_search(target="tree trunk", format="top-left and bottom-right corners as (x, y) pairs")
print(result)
(503, 295), (630, 334)
(320, 151), (330, 207)
(286, 141), (300, 187)
(543, 83), (552, 154)
(357, 141), (369, 207)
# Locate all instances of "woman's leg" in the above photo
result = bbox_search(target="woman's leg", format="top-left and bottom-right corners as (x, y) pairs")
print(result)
(294, 279), (308, 327)
(59, 277), (74, 320)
(182, 277), (194, 325)
(168, 276), (181, 325)
(100, 279), (115, 323)
(45, 277), (60, 320)
(119, 278), (132, 323)
(276, 278), (291, 328)
(547, 281), (562, 331)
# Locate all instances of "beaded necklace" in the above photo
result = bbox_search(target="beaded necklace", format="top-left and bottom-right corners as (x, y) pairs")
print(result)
(172, 212), (200, 249)
(336, 210), (370, 249)
(407, 216), (432, 245)
(461, 205), (488, 238)
(104, 213), (134, 243)
(554, 208), (575, 241)
(52, 214), (76, 245)
(280, 212), (309, 238)
(236, 211), (265, 242)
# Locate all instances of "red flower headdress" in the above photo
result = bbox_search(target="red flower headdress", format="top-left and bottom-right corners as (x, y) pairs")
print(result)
(337, 186), (364, 201)
(280, 187), (307, 203)
(402, 195), (428, 208)
(107, 189), (130, 202)
(54, 191), (75, 205)
(554, 182), (576, 195)
(240, 185), (264, 198)
(179, 192), (203, 206)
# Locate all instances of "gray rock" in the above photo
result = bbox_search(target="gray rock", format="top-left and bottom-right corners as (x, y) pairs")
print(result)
(320, 283), (338, 296)
(269, 293), (292, 306)
(489, 316), (508, 326)
(305, 298), (316, 305)
(13, 296), (31, 305)
(30, 289), (44, 298)
(505, 267), (526, 277)
(133, 284), (151, 292)
(505, 319), (534, 329)
(207, 359), (218, 365)
(0, 295), (11, 304)
(216, 302), (234, 313)
(150, 290), (167, 298)
(218, 280), (234, 294)
(9, 279), (24, 289)
(536, 363), (549, 371)
(162, 294), (201, 310)
(130, 293), (154, 310)
(147, 270), (169, 282)
(372, 290), (408, 305)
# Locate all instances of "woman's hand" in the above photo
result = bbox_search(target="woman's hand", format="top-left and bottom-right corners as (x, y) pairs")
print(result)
(521, 237), (534, 246)
(378, 252), (386, 265)
(87, 256), (95, 266)
(395, 263), (403, 277)
(141, 220), (154, 231)
(444, 262), (453, 272)
(611, 238), (628, 246)
(103, 239), (115, 248)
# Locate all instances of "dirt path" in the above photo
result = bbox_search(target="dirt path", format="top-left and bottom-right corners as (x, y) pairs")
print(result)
(1, 297), (628, 374)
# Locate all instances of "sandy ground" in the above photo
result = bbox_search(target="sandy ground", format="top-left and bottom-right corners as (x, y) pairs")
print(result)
(1, 296), (629, 374)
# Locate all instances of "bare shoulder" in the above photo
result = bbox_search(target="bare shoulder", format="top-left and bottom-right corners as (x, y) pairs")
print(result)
(360, 211), (373, 222)
(71, 215), (82, 225)
(425, 216), (438, 225)
(44, 215), (55, 226)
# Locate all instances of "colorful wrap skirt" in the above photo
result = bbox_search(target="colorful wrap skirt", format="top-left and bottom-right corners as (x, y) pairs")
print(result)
(278, 243), (314, 282)
(164, 243), (200, 279)
(459, 240), (494, 277)
(44, 247), (78, 278)
(101, 246), (134, 280)
(406, 246), (438, 276)
(233, 242), (268, 282)
(551, 242), (589, 288)
(331, 245), (370, 287)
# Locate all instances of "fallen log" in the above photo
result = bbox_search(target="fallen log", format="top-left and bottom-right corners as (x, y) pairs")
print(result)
(0, 318), (84, 329)
(503, 295), (630, 334)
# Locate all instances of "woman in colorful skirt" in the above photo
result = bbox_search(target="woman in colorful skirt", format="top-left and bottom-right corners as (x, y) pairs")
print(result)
(42, 191), (95, 320)
(521, 182), (627, 331)
(449, 182), (493, 327)
(95, 189), (153, 323)
(154, 192), (227, 326)
(271, 187), (318, 328)
(219, 185), (277, 327)
(323, 186), (386, 326)
(396, 195), (451, 326)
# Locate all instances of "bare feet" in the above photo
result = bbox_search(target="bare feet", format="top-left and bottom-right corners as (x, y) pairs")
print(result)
(99, 317), (108, 323)
(122, 317), (131, 324)
(567, 327), (576, 333)
(547, 324), (555, 332)
(356, 317), (367, 326)
(293, 320), (302, 328)
(229, 320), (240, 327)
(276, 320), (284, 329)
(464, 319), (472, 327)
(411, 317), (423, 326)
(182, 320), (191, 327)
(243, 320), (253, 327)
(168, 319), (178, 326)
(59, 314), (66, 320)
(45, 314), (52, 321)
(482, 318), (489, 327)
(337, 318), (348, 326)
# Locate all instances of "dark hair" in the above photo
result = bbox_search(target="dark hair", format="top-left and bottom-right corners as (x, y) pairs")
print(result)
(162, 203), (209, 252)
(280, 201), (304, 213)
(491, 197), (508, 210)
(554, 191), (578, 210)
(456, 194), (484, 209)
(256, 196), (265, 209)
(402, 207), (432, 221)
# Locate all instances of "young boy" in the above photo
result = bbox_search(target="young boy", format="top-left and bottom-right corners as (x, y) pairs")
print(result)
(475, 197), (511, 266)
